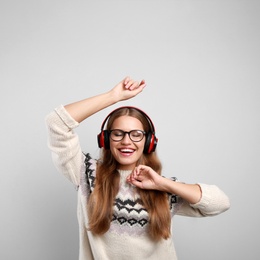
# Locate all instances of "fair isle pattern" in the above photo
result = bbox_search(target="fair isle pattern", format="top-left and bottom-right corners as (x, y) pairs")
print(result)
(83, 153), (96, 196)
(84, 153), (180, 236)
(110, 170), (149, 236)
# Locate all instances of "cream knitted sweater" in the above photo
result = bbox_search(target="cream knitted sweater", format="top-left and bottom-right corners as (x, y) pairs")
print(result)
(45, 105), (230, 260)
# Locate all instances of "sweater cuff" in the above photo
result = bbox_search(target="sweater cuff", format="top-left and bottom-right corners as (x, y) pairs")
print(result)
(54, 104), (79, 129)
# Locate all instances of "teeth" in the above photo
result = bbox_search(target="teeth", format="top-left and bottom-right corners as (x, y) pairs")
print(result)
(120, 149), (134, 153)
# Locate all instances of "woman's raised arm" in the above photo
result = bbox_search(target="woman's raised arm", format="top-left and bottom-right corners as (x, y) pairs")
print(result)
(64, 76), (146, 123)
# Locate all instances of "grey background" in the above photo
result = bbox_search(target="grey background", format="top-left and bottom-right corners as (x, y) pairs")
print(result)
(1, 0), (259, 259)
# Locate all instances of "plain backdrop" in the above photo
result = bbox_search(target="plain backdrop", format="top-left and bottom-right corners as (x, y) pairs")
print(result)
(1, 1), (259, 259)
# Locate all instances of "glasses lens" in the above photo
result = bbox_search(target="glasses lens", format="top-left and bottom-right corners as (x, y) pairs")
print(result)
(130, 130), (145, 142)
(110, 129), (124, 141)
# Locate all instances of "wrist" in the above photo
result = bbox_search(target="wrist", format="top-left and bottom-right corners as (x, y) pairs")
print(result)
(108, 89), (123, 104)
(156, 176), (172, 192)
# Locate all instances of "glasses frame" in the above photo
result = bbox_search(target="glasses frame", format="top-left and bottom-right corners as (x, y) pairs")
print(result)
(109, 129), (146, 143)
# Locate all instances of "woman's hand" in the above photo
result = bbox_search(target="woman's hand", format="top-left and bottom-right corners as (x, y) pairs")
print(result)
(110, 76), (146, 102)
(126, 165), (162, 190)
(127, 165), (202, 204)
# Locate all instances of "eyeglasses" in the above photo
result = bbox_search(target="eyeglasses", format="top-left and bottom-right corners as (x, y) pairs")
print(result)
(109, 129), (146, 142)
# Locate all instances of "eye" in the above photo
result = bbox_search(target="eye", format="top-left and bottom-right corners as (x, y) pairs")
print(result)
(112, 130), (124, 137)
(131, 130), (143, 138)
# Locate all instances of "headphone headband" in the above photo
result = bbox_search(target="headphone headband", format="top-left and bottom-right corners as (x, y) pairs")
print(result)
(100, 106), (156, 133)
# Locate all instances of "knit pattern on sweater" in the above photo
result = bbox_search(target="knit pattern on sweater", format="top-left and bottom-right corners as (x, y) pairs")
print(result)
(84, 153), (180, 237)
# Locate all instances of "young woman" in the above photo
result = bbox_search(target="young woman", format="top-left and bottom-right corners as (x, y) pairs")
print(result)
(45, 76), (230, 260)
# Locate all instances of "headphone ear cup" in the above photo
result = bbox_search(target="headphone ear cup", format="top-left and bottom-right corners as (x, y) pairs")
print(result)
(152, 135), (158, 153)
(103, 130), (110, 149)
(97, 131), (104, 148)
(144, 132), (157, 154)
(97, 130), (110, 149)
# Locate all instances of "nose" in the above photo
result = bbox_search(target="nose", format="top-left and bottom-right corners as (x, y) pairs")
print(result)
(121, 132), (132, 143)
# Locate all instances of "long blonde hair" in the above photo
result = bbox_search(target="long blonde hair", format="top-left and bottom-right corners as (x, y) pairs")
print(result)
(87, 107), (171, 240)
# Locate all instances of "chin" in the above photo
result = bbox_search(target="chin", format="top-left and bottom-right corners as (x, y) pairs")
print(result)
(116, 158), (138, 170)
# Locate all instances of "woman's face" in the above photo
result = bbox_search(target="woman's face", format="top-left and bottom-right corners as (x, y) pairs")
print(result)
(109, 115), (146, 170)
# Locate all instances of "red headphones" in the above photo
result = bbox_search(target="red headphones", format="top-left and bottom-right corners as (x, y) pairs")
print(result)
(97, 106), (158, 154)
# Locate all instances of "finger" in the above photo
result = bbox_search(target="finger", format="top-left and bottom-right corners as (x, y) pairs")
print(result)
(128, 81), (140, 91)
(130, 80), (146, 90)
(127, 169), (138, 181)
(133, 166), (140, 177)
(124, 79), (135, 89)
(132, 167), (139, 179)
(126, 175), (131, 183)
(129, 178), (142, 188)
(135, 165), (148, 173)
(124, 76), (130, 85)
(139, 79), (146, 87)
(126, 174), (138, 185)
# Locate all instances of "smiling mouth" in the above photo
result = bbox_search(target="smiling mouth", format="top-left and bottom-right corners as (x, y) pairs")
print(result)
(119, 148), (135, 154)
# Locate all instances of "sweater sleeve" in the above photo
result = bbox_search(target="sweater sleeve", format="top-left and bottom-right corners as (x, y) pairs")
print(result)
(176, 183), (230, 217)
(45, 105), (85, 186)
